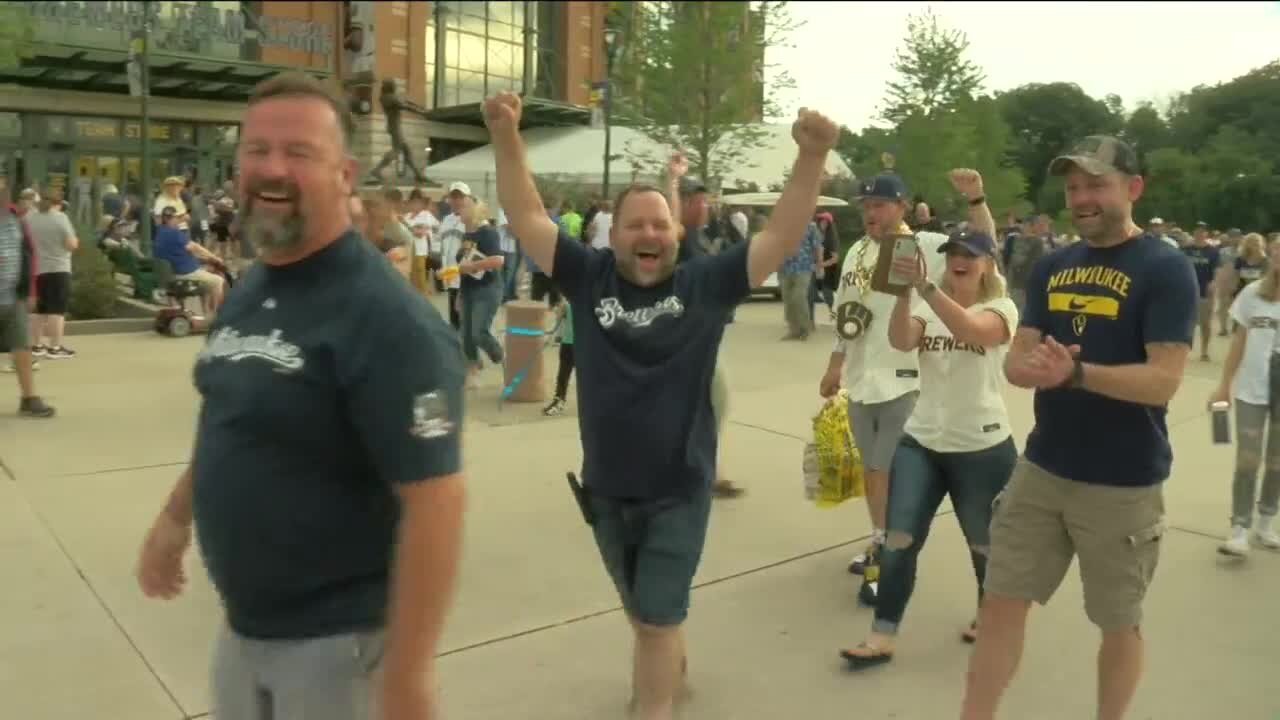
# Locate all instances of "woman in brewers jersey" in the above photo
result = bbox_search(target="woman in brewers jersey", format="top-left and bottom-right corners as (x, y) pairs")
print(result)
(840, 227), (1019, 670)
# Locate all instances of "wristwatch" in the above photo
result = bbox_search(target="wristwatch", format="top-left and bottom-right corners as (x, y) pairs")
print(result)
(967, 195), (987, 206)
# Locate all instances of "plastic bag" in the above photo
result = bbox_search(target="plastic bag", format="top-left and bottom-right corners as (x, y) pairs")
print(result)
(803, 390), (864, 507)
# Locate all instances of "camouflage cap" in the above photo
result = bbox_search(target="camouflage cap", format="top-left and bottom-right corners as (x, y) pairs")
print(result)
(1048, 135), (1141, 177)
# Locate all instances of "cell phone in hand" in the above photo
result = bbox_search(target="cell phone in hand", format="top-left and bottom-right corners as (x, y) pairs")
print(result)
(872, 233), (920, 297)
(887, 235), (919, 286)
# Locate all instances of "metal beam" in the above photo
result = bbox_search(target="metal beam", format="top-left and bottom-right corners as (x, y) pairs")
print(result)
(25, 53), (274, 87)
(37, 51), (88, 81)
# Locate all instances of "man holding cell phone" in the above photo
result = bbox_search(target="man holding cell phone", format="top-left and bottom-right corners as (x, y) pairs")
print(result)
(818, 169), (993, 605)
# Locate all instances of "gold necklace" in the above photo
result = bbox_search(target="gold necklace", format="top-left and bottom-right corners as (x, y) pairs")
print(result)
(850, 237), (874, 297)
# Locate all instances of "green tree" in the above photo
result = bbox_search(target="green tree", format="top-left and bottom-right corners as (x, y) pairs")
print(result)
(1167, 61), (1280, 157)
(995, 82), (1122, 208)
(836, 99), (1025, 225)
(880, 8), (986, 126)
(0, 3), (35, 70)
(1133, 147), (1202, 227)
(834, 125), (895, 180)
(1123, 102), (1171, 157)
(610, 1), (798, 188)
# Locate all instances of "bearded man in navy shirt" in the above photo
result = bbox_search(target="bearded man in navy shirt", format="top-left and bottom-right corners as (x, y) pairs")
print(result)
(486, 90), (839, 720)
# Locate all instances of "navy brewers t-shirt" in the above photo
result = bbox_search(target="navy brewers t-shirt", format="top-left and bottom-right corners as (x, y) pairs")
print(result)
(1021, 233), (1197, 487)
(551, 230), (750, 500)
(1181, 244), (1220, 298)
(460, 224), (501, 290)
(191, 229), (466, 639)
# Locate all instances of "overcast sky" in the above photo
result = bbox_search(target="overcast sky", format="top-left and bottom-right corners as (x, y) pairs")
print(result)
(766, 1), (1280, 129)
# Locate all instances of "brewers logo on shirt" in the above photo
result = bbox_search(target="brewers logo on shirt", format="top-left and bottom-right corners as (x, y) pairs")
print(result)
(1045, 264), (1133, 336)
(410, 391), (454, 439)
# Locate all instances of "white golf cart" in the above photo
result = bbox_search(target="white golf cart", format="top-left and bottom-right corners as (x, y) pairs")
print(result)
(719, 192), (849, 300)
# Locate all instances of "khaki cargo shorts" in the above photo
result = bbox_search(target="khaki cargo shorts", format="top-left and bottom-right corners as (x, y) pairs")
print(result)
(983, 457), (1166, 630)
(178, 268), (224, 295)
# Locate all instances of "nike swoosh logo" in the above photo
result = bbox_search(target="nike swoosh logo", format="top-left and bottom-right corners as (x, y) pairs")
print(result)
(1068, 298), (1090, 310)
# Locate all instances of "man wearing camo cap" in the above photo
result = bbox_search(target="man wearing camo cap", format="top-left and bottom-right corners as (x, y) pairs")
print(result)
(962, 135), (1197, 720)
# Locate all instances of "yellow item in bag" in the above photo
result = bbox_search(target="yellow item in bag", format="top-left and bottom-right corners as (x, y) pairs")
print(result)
(803, 390), (865, 507)
(438, 265), (461, 283)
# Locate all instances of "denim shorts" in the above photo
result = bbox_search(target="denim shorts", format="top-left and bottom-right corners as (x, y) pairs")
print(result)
(587, 490), (713, 627)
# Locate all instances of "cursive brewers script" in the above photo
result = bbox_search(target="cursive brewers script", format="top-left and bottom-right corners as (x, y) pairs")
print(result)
(197, 328), (306, 371)
(595, 297), (685, 330)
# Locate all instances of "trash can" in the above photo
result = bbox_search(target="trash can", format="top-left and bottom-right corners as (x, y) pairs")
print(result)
(502, 301), (548, 403)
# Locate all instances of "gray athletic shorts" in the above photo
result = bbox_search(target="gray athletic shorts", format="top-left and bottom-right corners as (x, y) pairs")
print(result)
(848, 391), (919, 472)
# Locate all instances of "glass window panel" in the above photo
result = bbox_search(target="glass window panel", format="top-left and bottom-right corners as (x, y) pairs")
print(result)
(487, 19), (512, 43)
(512, 45), (525, 85)
(487, 40), (515, 79)
(489, 1), (514, 25)
(444, 30), (460, 67)
(457, 32), (487, 73)
(490, 75), (518, 94)
(459, 1), (486, 34)
(424, 61), (435, 109)
(425, 21), (436, 62)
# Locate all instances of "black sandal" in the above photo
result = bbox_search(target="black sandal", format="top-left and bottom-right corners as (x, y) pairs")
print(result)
(839, 642), (894, 671)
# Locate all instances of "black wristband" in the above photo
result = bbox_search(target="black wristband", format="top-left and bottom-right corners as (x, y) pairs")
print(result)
(968, 196), (987, 207)
(1057, 357), (1084, 390)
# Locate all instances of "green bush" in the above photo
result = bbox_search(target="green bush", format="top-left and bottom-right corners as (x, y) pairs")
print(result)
(67, 244), (119, 320)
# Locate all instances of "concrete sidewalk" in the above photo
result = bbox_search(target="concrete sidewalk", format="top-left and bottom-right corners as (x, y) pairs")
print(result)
(0, 301), (1270, 720)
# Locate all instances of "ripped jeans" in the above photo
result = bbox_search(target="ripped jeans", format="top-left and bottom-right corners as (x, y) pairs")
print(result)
(872, 434), (1018, 636)
(1231, 400), (1280, 528)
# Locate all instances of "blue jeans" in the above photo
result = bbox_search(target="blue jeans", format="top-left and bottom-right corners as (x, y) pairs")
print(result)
(587, 489), (713, 626)
(460, 282), (504, 366)
(872, 434), (1018, 635)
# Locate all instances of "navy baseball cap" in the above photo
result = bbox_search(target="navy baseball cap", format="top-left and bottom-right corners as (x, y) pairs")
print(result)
(856, 173), (908, 201)
(939, 228), (996, 257)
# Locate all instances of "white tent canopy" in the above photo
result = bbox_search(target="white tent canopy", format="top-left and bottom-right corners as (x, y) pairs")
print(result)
(424, 123), (852, 208)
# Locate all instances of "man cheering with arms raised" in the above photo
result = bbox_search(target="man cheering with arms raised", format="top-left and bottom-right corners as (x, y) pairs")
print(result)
(486, 90), (838, 720)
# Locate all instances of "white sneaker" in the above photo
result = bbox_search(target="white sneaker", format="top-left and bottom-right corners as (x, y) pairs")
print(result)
(1219, 526), (1250, 557)
(1254, 516), (1280, 549)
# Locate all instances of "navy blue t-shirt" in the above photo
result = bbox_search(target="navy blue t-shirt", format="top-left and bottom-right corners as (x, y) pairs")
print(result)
(1181, 244), (1220, 298)
(191, 229), (465, 639)
(1021, 233), (1198, 487)
(551, 231), (750, 500)
(460, 224), (501, 290)
(153, 225), (199, 274)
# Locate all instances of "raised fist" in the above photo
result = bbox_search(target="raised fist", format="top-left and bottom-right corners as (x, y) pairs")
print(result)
(792, 108), (839, 155)
(948, 168), (985, 200)
(483, 91), (522, 131)
(667, 151), (689, 180)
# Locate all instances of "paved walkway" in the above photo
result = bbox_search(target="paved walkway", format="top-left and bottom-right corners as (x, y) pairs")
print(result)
(0, 301), (1271, 719)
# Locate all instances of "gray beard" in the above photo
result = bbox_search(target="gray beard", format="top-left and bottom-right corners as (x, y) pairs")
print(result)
(243, 212), (304, 256)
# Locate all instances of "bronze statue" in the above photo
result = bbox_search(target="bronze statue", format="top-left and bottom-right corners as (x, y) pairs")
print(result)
(367, 79), (430, 186)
